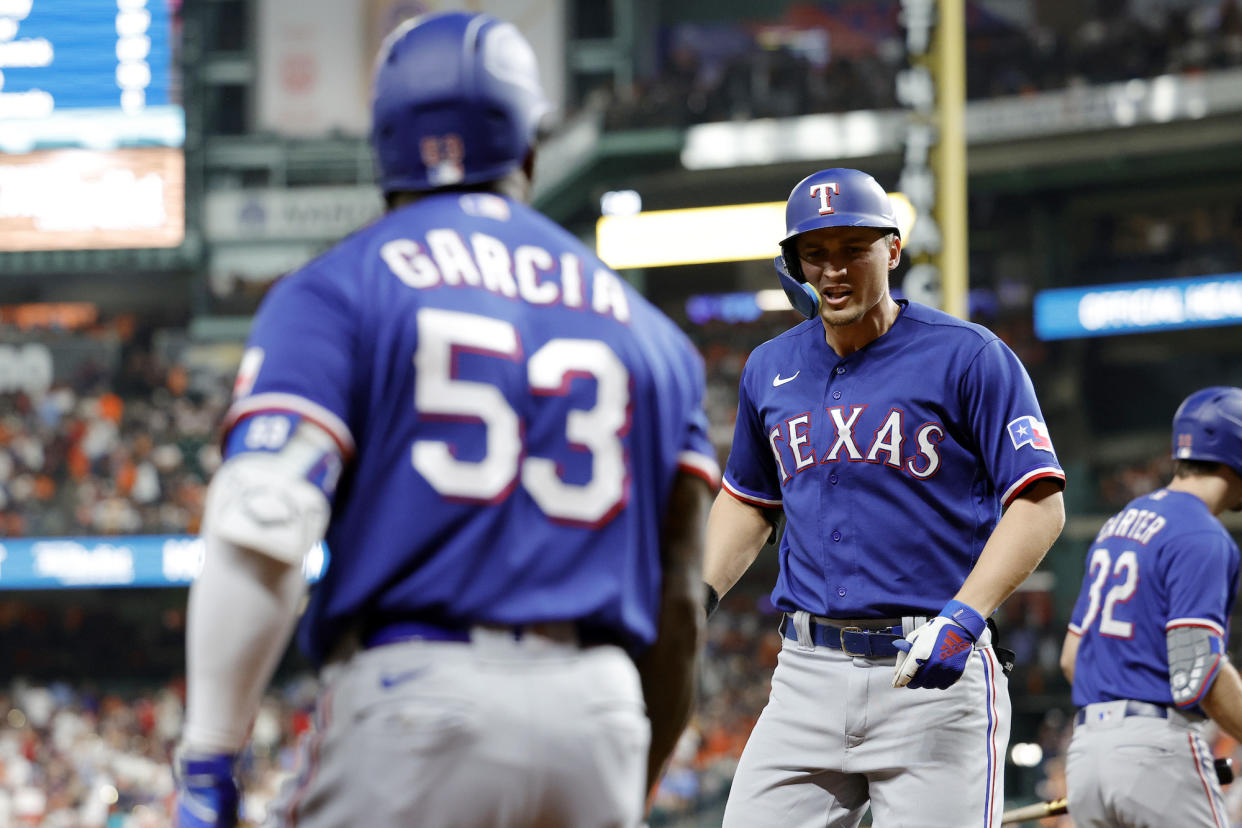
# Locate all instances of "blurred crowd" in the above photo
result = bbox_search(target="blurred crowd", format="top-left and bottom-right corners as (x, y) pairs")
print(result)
(0, 676), (316, 828)
(0, 321), (230, 539)
(599, 0), (1242, 130)
(8, 588), (1234, 828)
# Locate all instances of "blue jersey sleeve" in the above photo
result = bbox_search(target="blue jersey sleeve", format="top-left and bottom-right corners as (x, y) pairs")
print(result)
(223, 265), (359, 456)
(1162, 531), (1239, 636)
(1066, 556), (1098, 635)
(960, 339), (1065, 506)
(722, 359), (782, 508)
(675, 345), (721, 487)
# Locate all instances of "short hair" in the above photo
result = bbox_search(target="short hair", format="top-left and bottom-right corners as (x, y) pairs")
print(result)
(1172, 458), (1223, 479)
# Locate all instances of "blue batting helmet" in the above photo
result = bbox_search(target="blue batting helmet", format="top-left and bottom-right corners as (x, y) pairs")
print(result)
(370, 12), (551, 195)
(1171, 386), (1242, 477)
(775, 168), (900, 319)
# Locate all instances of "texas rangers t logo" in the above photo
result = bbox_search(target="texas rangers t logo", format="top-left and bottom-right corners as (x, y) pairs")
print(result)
(810, 182), (839, 215)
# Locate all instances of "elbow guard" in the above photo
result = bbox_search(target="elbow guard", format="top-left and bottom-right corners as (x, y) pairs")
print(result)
(1167, 625), (1225, 708)
(204, 416), (340, 565)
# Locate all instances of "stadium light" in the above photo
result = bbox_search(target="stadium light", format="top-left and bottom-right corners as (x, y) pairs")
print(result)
(596, 194), (917, 270)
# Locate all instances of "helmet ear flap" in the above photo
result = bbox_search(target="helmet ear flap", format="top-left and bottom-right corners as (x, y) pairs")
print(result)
(775, 252), (820, 320)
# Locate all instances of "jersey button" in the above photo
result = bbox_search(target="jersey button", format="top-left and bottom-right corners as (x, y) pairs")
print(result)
(838, 587), (847, 597)
(831, 530), (842, 541)
(832, 390), (842, 400)
(835, 366), (846, 375)
(829, 473), (838, 484)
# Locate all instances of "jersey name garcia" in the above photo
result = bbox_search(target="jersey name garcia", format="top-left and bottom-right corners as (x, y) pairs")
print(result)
(222, 192), (719, 665)
(723, 302), (1065, 619)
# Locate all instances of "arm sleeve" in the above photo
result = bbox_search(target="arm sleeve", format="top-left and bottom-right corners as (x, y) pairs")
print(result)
(1163, 532), (1236, 636)
(673, 340), (721, 489)
(222, 266), (360, 457)
(959, 338), (1065, 506)
(181, 536), (307, 754)
(721, 361), (782, 508)
(1162, 532), (1237, 707)
(1066, 560), (1097, 635)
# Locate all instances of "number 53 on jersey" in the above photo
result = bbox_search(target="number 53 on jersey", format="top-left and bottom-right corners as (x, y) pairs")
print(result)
(413, 307), (629, 525)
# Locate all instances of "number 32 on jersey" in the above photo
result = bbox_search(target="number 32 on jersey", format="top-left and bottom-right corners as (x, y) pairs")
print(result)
(413, 307), (628, 525)
(1078, 548), (1139, 638)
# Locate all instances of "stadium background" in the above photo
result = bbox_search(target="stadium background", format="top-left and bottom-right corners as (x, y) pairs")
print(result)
(2, 0), (1242, 825)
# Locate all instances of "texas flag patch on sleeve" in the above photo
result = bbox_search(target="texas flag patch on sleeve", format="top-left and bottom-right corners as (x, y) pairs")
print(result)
(1007, 415), (1054, 452)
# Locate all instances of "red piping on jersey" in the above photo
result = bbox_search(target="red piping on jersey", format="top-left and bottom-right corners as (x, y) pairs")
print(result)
(1001, 469), (1066, 508)
(722, 480), (781, 508)
(678, 461), (721, 491)
(1166, 620), (1226, 636)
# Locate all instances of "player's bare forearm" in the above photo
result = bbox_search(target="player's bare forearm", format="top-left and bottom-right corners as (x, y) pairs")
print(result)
(704, 490), (775, 596)
(639, 471), (712, 795)
(955, 479), (1065, 616)
(1059, 629), (1080, 684)
(1201, 661), (1242, 743)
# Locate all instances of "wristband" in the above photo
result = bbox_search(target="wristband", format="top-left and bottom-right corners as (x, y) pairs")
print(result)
(939, 599), (987, 642)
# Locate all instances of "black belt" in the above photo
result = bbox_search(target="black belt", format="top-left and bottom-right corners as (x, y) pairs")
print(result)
(1075, 700), (1170, 726)
(365, 619), (471, 648)
(781, 614), (904, 657)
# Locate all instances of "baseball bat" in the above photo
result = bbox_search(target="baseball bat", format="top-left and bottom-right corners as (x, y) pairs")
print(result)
(1000, 759), (1233, 825)
(1000, 797), (1067, 824)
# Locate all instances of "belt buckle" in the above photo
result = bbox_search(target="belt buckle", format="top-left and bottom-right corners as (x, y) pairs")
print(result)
(839, 625), (867, 657)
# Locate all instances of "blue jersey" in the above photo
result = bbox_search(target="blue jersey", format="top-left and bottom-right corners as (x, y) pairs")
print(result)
(220, 192), (719, 665)
(1068, 488), (1240, 710)
(723, 302), (1064, 618)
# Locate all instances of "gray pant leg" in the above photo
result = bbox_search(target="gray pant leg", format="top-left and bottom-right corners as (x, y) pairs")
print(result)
(268, 636), (647, 828)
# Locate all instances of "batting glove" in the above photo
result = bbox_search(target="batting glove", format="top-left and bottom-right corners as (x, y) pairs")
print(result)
(174, 751), (240, 828)
(892, 600), (987, 689)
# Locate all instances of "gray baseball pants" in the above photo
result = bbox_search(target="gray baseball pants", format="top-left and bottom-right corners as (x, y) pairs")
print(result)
(266, 627), (648, 828)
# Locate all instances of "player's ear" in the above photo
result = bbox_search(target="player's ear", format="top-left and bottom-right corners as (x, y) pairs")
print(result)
(887, 234), (902, 270)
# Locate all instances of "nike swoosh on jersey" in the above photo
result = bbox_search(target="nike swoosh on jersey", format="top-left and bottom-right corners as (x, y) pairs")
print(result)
(772, 371), (800, 387)
(379, 667), (430, 689)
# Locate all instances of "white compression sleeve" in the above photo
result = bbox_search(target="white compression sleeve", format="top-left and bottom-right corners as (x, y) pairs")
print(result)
(181, 534), (308, 754)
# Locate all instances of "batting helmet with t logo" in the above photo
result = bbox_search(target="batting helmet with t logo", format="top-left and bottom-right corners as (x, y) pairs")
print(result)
(775, 168), (900, 319)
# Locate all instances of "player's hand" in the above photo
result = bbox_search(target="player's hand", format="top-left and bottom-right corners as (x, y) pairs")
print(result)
(892, 600), (987, 689)
(174, 751), (240, 828)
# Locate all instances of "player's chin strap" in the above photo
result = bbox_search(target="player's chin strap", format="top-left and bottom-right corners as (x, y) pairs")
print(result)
(774, 254), (820, 320)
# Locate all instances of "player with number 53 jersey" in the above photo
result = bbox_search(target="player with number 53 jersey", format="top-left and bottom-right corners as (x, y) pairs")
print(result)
(173, 12), (718, 828)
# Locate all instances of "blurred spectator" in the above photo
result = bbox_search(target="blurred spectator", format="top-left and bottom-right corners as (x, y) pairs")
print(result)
(593, 0), (1242, 131)
(1, 317), (230, 539)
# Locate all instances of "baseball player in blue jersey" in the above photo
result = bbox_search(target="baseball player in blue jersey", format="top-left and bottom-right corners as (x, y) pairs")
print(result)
(702, 167), (1067, 827)
(1061, 386), (1242, 827)
(172, 12), (719, 828)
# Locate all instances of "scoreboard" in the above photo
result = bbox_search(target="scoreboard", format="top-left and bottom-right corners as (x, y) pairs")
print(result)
(0, 0), (184, 252)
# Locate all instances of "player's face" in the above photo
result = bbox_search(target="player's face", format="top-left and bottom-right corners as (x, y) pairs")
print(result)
(795, 227), (901, 329)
